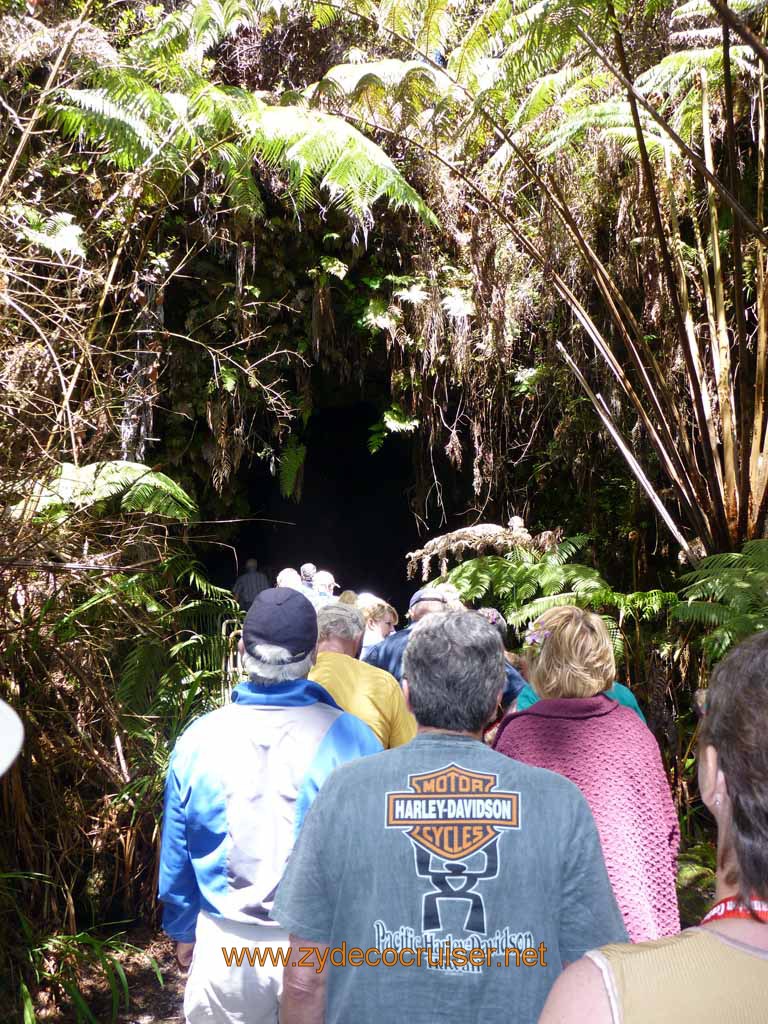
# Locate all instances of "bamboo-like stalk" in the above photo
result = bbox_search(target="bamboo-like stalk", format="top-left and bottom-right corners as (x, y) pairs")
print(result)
(702, 68), (740, 535)
(721, 20), (751, 540)
(540, 170), (706, 508)
(686, 175), (722, 381)
(557, 343), (697, 562)
(664, 149), (725, 506)
(535, 173), (705, 514)
(751, 16), (768, 535)
(605, 8), (730, 547)
(354, 117), (712, 548)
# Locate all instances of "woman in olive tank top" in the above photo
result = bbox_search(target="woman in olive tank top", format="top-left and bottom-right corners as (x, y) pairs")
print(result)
(538, 631), (768, 1024)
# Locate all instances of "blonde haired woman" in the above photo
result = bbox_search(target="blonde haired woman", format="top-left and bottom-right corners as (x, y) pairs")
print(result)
(356, 592), (398, 659)
(540, 630), (768, 1023)
(494, 606), (679, 942)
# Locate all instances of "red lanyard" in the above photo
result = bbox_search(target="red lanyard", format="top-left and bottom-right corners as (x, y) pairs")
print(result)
(701, 897), (768, 925)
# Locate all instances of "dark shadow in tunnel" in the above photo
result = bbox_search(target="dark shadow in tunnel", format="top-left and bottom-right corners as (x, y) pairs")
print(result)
(208, 402), (424, 615)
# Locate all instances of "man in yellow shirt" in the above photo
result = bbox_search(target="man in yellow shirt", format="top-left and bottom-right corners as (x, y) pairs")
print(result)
(309, 604), (416, 748)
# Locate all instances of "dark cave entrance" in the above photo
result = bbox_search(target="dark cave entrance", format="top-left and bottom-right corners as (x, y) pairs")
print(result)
(204, 401), (424, 614)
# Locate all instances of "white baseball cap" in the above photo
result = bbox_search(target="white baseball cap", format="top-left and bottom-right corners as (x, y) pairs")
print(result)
(0, 700), (24, 777)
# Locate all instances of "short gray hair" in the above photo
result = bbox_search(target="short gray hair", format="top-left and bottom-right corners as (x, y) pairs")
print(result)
(317, 603), (365, 642)
(242, 643), (314, 683)
(403, 611), (504, 732)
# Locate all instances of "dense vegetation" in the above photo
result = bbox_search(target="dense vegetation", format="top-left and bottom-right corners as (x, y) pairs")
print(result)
(2, 0), (768, 1016)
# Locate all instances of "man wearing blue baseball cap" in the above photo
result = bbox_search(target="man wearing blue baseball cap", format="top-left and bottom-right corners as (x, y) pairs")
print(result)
(159, 587), (382, 1023)
(363, 583), (463, 684)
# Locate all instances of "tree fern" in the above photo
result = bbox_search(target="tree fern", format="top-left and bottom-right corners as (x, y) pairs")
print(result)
(673, 540), (768, 660)
(27, 461), (198, 523)
(448, 0), (516, 88)
(132, 0), (263, 70)
(54, 72), (436, 229)
(445, 537), (678, 667)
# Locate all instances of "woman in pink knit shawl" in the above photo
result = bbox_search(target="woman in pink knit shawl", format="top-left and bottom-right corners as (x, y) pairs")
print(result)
(493, 606), (679, 942)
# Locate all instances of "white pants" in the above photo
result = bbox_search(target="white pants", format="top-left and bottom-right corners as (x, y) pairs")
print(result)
(184, 911), (289, 1024)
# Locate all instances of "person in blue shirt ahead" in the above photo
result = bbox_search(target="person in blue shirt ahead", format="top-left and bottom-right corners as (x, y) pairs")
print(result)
(158, 587), (381, 1024)
(363, 583), (462, 683)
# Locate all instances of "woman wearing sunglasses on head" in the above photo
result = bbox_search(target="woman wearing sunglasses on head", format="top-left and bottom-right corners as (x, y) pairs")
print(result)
(538, 630), (768, 1024)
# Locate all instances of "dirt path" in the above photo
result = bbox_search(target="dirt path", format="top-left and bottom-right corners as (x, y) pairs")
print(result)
(41, 929), (185, 1024)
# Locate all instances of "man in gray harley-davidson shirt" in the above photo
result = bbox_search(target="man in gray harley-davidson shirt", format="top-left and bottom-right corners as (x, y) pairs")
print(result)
(273, 611), (627, 1024)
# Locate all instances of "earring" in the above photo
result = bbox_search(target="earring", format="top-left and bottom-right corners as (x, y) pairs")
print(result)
(714, 796), (721, 807)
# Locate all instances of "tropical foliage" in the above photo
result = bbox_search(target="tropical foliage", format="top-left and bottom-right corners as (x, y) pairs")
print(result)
(445, 535), (679, 671)
(0, 456), (235, 1016)
(5, 0), (768, 1013)
(306, 0), (768, 552)
(674, 540), (768, 660)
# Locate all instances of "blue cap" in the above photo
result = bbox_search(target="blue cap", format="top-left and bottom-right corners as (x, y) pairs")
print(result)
(243, 587), (318, 662)
(409, 587), (451, 610)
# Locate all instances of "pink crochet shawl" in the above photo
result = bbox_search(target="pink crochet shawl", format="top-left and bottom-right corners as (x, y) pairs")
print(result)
(494, 695), (680, 943)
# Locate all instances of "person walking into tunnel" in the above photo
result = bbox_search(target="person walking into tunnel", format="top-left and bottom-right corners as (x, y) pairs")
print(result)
(276, 567), (303, 592)
(539, 629), (768, 1024)
(493, 606), (680, 943)
(313, 569), (339, 606)
(231, 557), (269, 611)
(357, 592), (399, 658)
(273, 611), (627, 1024)
(363, 582), (462, 683)
(309, 603), (416, 748)
(158, 587), (382, 1024)
(300, 562), (318, 600)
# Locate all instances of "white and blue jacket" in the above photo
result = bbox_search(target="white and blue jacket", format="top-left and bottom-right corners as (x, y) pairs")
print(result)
(159, 678), (382, 941)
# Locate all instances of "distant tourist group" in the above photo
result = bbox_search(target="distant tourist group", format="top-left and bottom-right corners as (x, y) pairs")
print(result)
(231, 558), (339, 610)
(160, 570), (768, 1024)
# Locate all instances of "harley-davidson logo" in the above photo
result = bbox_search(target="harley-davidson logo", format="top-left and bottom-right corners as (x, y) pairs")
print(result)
(386, 764), (520, 859)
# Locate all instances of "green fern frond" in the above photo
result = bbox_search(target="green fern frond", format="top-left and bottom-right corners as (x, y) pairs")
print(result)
(308, 59), (451, 117)
(449, 0), (514, 87)
(540, 99), (657, 157)
(135, 0), (261, 68)
(56, 74), (434, 229)
(27, 461), (197, 522)
(246, 103), (438, 225)
(507, 591), (589, 625)
(446, 556), (511, 602)
(377, 0), (416, 39)
(53, 88), (162, 170)
(416, 0), (454, 55)
(279, 437), (307, 501)
(634, 45), (755, 139)
(509, 63), (586, 130)
(543, 533), (590, 563)
(740, 540), (768, 570)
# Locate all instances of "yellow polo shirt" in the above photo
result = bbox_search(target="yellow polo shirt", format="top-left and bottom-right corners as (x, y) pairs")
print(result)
(309, 651), (417, 749)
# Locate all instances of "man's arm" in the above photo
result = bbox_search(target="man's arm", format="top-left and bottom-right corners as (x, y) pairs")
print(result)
(280, 938), (328, 1024)
(158, 756), (200, 945)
